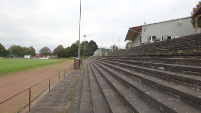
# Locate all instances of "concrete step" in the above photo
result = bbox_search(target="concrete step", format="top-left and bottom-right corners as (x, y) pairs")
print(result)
(149, 58), (201, 66)
(102, 59), (201, 90)
(94, 60), (201, 113)
(90, 61), (162, 113)
(87, 61), (110, 113)
(109, 59), (201, 76)
(103, 56), (201, 66)
(79, 63), (93, 113)
(89, 61), (131, 113)
(96, 60), (201, 110)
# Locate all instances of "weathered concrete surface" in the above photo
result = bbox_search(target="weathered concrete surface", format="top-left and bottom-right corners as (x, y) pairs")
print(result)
(27, 70), (80, 113)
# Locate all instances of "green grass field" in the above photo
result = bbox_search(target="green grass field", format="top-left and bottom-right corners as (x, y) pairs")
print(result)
(0, 58), (69, 74)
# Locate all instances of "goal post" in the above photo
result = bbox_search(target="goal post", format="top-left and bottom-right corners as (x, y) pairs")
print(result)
(9, 54), (19, 59)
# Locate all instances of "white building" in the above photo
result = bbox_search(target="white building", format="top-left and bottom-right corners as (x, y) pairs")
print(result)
(24, 55), (31, 58)
(125, 17), (195, 47)
(94, 48), (110, 56)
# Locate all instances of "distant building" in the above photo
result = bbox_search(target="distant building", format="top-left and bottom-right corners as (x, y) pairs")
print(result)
(110, 44), (118, 52)
(125, 17), (195, 47)
(24, 55), (31, 58)
(35, 53), (43, 58)
(94, 48), (110, 56)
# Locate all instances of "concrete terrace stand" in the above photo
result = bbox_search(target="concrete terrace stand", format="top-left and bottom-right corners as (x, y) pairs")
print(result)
(68, 34), (201, 113)
(26, 33), (201, 113)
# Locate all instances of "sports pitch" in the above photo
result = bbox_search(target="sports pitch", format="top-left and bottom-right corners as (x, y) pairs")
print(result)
(0, 58), (69, 74)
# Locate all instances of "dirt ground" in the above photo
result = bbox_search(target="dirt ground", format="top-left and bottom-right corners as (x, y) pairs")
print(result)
(0, 60), (73, 103)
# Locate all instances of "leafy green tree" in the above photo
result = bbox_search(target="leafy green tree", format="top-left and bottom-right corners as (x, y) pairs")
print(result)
(29, 46), (36, 56)
(64, 47), (71, 58)
(39, 46), (52, 57)
(80, 41), (89, 57)
(53, 45), (65, 58)
(22, 47), (30, 55)
(8, 45), (35, 57)
(79, 40), (98, 57)
(88, 40), (98, 56)
(69, 43), (78, 57)
(0, 43), (9, 57)
(8, 45), (24, 57)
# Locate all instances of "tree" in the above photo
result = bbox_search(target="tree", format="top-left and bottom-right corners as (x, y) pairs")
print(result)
(8, 45), (24, 57)
(8, 45), (36, 57)
(89, 40), (98, 55)
(0, 43), (8, 57)
(29, 46), (36, 56)
(80, 41), (89, 57)
(53, 45), (65, 58)
(22, 47), (30, 55)
(79, 40), (98, 57)
(69, 43), (78, 57)
(39, 46), (52, 57)
(64, 47), (71, 58)
(191, 1), (201, 28)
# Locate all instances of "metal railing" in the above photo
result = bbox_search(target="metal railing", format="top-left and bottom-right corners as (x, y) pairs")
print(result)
(0, 65), (73, 113)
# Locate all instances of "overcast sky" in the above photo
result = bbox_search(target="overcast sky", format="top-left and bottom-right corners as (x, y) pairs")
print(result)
(0, 0), (199, 53)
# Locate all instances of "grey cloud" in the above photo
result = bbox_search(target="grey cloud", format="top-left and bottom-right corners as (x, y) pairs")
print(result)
(0, 0), (199, 53)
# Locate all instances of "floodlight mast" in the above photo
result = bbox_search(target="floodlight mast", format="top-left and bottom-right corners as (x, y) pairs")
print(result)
(83, 35), (86, 57)
(78, 0), (82, 59)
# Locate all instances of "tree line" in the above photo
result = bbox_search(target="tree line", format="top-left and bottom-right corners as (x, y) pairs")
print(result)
(0, 40), (98, 58)
(53, 40), (98, 58)
(0, 44), (35, 57)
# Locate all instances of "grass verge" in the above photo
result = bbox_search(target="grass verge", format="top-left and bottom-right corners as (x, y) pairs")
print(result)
(0, 58), (70, 74)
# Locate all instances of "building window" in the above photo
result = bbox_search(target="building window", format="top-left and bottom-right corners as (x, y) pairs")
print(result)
(152, 36), (156, 41)
(147, 36), (157, 42)
(167, 36), (172, 40)
(147, 36), (151, 41)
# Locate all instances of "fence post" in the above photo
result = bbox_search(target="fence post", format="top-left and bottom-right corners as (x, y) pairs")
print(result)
(29, 88), (31, 111)
(64, 69), (65, 77)
(59, 72), (60, 81)
(49, 78), (50, 91)
(64, 69), (66, 77)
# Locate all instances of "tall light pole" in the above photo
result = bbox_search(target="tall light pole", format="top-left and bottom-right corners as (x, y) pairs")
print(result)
(83, 35), (86, 58)
(118, 38), (120, 49)
(78, 0), (82, 59)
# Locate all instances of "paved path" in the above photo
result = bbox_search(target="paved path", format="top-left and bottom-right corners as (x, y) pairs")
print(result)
(27, 70), (80, 113)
